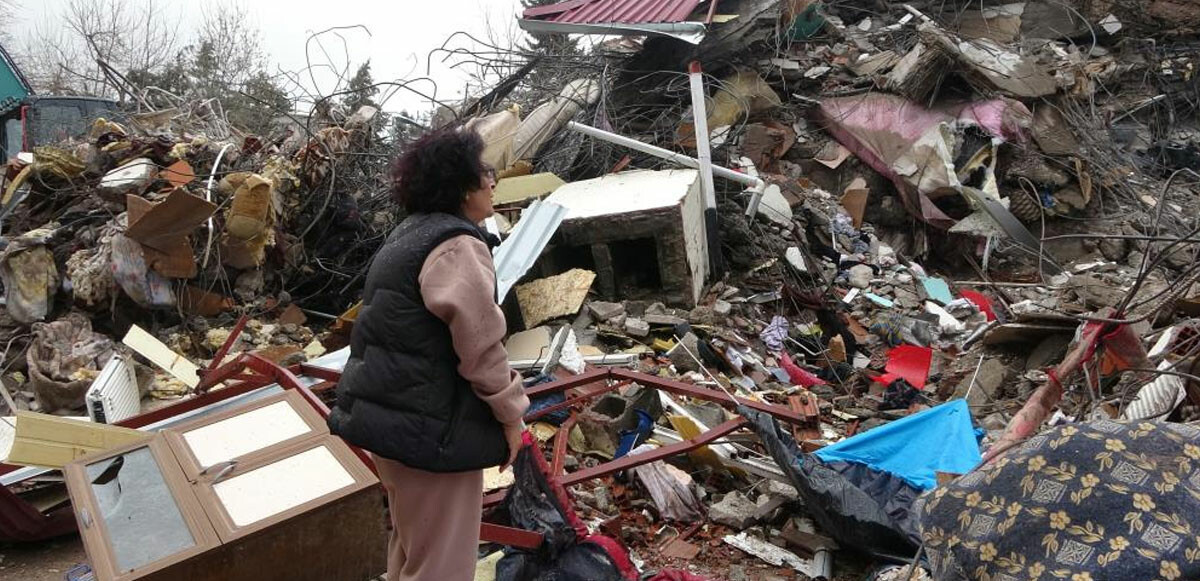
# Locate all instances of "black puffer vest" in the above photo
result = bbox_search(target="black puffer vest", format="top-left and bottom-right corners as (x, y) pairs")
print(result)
(327, 212), (509, 472)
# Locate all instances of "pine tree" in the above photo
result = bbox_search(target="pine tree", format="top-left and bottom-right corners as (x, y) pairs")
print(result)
(342, 62), (379, 115)
(519, 0), (580, 58)
(519, 0), (582, 93)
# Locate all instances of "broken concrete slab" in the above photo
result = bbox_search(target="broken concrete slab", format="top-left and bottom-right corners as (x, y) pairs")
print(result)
(756, 184), (793, 227)
(955, 358), (1009, 408)
(709, 491), (760, 529)
(505, 327), (553, 362)
(644, 313), (688, 327)
(516, 269), (596, 328)
(588, 301), (626, 322)
(848, 264), (874, 289)
(624, 317), (650, 338)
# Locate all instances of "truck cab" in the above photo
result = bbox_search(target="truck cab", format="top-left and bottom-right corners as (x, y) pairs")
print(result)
(1, 95), (123, 159)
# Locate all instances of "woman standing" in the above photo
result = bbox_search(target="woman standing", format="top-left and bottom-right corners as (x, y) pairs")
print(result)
(329, 128), (529, 581)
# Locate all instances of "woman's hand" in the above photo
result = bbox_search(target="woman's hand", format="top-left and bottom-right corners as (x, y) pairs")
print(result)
(501, 422), (525, 472)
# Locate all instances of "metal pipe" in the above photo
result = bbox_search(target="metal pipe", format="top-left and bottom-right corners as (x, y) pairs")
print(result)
(688, 61), (725, 275)
(566, 121), (764, 189)
(689, 62), (718, 214)
(202, 143), (234, 269)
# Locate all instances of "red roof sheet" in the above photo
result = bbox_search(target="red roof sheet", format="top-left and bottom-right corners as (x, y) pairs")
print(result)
(522, 0), (707, 25)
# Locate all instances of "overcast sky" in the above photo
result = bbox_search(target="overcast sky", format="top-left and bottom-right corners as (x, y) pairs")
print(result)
(18, 0), (525, 113)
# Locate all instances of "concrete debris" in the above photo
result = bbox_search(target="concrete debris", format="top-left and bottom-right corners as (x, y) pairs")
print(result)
(624, 317), (650, 338)
(588, 301), (626, 323)
(4, 3), (1200, 580)
(98, 158), (157, 197)
(708, 491), (760, 530)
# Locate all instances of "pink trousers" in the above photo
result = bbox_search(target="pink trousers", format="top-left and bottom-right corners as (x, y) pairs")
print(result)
(372, 454), (483, 581)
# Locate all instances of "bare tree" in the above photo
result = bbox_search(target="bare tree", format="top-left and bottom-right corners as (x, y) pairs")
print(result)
(0, 1), (16, 44)
(15, 0), (181, 97)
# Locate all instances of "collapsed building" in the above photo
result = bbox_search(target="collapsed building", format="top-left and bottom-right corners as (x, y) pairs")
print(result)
(2, 0), (1200, 579)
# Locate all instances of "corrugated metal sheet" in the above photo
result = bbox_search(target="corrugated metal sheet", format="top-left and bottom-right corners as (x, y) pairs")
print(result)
(493, 200), (568, 303)
(523, 0), (706, 25)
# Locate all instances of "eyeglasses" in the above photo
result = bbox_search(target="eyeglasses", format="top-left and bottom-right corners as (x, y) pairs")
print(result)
(482, 164), (497, 180)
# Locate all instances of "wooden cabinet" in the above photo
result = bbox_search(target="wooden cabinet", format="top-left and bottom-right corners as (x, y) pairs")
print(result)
(65, 391), (385, 581)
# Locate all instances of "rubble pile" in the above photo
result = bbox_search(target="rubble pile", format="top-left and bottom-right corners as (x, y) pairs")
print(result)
(469, 0), (1200, 579)
(1, 0), (1200, 579)
(0, 105), (393, 414)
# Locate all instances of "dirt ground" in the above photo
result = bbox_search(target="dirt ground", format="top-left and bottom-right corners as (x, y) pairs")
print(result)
(0, 535), (88, 580)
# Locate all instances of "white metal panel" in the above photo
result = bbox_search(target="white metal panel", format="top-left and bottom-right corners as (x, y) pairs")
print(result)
(85, 355), (141, 424)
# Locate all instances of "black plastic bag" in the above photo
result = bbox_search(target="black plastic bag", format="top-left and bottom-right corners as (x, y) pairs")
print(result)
(740, 406), (919, 559)
(495, 443), (633, 581)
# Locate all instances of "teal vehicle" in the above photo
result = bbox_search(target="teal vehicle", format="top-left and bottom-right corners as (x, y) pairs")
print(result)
(0, 42), (122, 159)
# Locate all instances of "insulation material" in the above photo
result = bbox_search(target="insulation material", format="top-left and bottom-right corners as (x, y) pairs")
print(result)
(466, 106), (521, 171)
(0, 228), (58, 324)
(707, 71), (782, 128)
(516, 269), (596, 328)
(220, 174), (276, 269)
(513, 79), (601, 161)
(66, 240), (116, 308)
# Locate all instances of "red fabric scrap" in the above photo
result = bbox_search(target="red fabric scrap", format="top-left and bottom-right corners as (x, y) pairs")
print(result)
(875, 344), (933, 389)
(961, 290), (997, 322)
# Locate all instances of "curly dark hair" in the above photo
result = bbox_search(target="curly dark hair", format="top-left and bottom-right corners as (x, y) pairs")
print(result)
(390, 128), (488, 215)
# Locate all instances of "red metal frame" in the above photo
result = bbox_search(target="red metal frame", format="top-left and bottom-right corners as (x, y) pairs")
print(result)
(2, 359), (803, 550)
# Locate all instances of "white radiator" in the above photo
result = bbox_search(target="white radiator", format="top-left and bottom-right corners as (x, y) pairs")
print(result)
(85, 355), (141, 424)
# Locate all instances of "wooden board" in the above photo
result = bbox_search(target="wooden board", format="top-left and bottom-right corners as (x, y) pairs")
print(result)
(6, 412), (148, 468)
(123, 325), (201, 388)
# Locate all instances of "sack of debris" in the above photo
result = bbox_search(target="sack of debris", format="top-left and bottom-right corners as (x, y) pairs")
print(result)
(495, 435), (638, 581)
(918, 419), (1200, 580)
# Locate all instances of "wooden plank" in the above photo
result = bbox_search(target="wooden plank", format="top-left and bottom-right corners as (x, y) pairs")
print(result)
(124, 324), (201, 387)
(6, 412), (148, 468)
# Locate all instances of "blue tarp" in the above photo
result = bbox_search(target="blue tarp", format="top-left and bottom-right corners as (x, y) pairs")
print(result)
(814, 399), (981, 490)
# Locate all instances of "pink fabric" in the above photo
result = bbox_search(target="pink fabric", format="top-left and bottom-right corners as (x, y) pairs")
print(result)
(818, 93), (1031, 228)
(374, 453), (483, 581)
(781, 351), (825, 387)
(419, 234), (530, 426)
